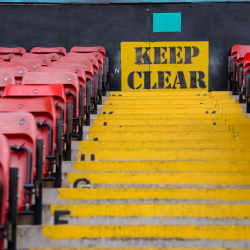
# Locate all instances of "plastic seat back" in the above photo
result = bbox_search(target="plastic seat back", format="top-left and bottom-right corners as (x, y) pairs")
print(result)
(243, 53), (250, 87)
(0, 97), (57, 177)
(23, 53), (59, 61)
(11, 57), (51, 67)
(0, 73), (15, 96)
(0, 112), (37, 211)
(0, 54), (15, 61)
(0, 66), (28, 84)
(3, 84), (67, 134)
(0, 61), (41, 72)
(236, 47), (250, 81)
(31, 47), (67, 58)
(0, 134), (10, 250)
(71, 46), (106, 57)
(0, 47), (26, 57)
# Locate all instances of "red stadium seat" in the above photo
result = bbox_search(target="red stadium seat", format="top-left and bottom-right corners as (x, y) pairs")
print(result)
(0, 73), (15, 97)
(2, 84), (71, 161)
(37, 65), (92, 116)
(0, 54), (15, 61)
(0, 61), (41, 72)
(0, 66), (28, 84)
(0, 134), (17, 250)
(0, 47), (26, 57)
(23, 53), (59, 61)
(228, 45), (250, 92)
(22, 71), (86, 135)
(11, 56), (51, 67)
(71, 46), (106, 57)
(243, 53), (250, 113)
(0, 97), (62, 187)
(30, 47), (67, 58)
(58, 57), (100, 105)
(0, 112), (43, 224)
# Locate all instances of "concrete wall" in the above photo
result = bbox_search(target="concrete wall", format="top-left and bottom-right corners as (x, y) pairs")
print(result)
(0, 3), (249, 91)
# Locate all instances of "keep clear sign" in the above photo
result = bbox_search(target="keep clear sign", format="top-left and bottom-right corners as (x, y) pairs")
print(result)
(121, 41), (209, 91)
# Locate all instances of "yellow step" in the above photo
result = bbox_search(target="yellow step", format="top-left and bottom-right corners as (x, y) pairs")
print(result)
(88, 132), (236, 141)
(77, 148), (250, 160)
(106, 99), (216, 105)
(211, 91), (231, 96)
(79, 141), (250, 150)
(216, 99), (236, 104)
(42, 225), (250, 240)
(101, 108), (220, 115)
(109, 91), (210, 96)
(94, 118), (226, 126)
(229, 119), (250, 125)
(50, 203), (250, 218)
(74, 160), (250, 173)
(104, 104), (218, 109)
(90, 125), (231, 133)
(97, 114), (225, 120)
(67, 172), (250, 185)
(108, 96), (212, 100)
(58, 188), (250, 201)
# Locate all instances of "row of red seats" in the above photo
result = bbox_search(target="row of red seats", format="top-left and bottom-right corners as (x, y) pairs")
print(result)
(0, 46), (108, 250)
(227, 44), (250, 112)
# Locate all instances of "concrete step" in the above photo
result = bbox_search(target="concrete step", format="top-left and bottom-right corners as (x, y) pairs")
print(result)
(94, 118), (227, 126)
(86, 131), (240, 141)
(62, 172), (250, 188)
(41, 203), (250, 225)
(100, 107), (242, 115)
(96, 113), (246, 120)
(43, 188), (250, 204)
(63, 160), (250, 173)
(16, 225), (250, 248)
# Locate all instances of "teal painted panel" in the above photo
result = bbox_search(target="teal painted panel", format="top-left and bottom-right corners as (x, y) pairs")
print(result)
(153, 13), (181, 32)
(0, 0), (249, 3)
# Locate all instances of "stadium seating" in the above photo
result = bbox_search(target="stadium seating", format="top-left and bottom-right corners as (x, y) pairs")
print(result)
(70, 46), (109, 92)
(0, 47), (26, 57)
(0, 97), (63, 187)
(0, 73), (15, 96)
(0, 112), (43, 224)
(0, 66), (28, 85)
(2, 84), (71, 161)
(36, 66), (92, 122)
(22, 71), (86, 136)
(11, 56), (51, 67)
(30, 47), (67, 58)
(58, 57), (101, 104)
(0, 134), (18, 250)
(23, 53), (59, 61)
(228, 45), (250, 93)
(0, 61), (41, 72)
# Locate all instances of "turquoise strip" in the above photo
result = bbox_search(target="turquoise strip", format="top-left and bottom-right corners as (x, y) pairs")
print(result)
(153, 13), (181, 32)
(0, 0), (249, 2)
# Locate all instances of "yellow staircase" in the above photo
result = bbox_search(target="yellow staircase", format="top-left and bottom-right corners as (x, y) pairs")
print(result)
(22, 90), (250, 249)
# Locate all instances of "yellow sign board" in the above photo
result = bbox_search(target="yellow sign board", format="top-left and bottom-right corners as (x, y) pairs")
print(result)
(121, 41), (209, 91)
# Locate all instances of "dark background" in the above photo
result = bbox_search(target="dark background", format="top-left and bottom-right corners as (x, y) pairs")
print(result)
(0, 3), (249, 91)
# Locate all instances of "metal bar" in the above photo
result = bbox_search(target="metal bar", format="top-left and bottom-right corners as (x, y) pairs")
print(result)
(55, 104), (64, 121)
(55, 119), (63, 188)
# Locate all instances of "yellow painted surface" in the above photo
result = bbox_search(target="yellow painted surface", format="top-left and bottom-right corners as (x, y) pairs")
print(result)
(108, 96), (211, 100)
(97, 113), (224, 120)
(104, 104), (219, 109)
(94, 118), (226, 126)
(218, 103), (241, 108)
(43, 225), (250, 240)
(94, 119), (226, 126)
(211, 91), (231, 96)
(29, 249), (250, 250)
(212, 95), (232, 99)
(67, 172), (250, 185)
(226, 113), (246, 119)
(110, 91), (211, 96)
(58, 188), (250, 201)
(121, 42), (208, 91)
(229, 119), (250, 125)
(101, 108), (219, 115)
(90, 125), (230, 133)
(88, 132), (235, 141)
(105, 99), (216, 105)
(74, 160), (250, 173)
(50, 203), (250, 218)
(79, 141), (250, 150)
(216, 99), (236, 104)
